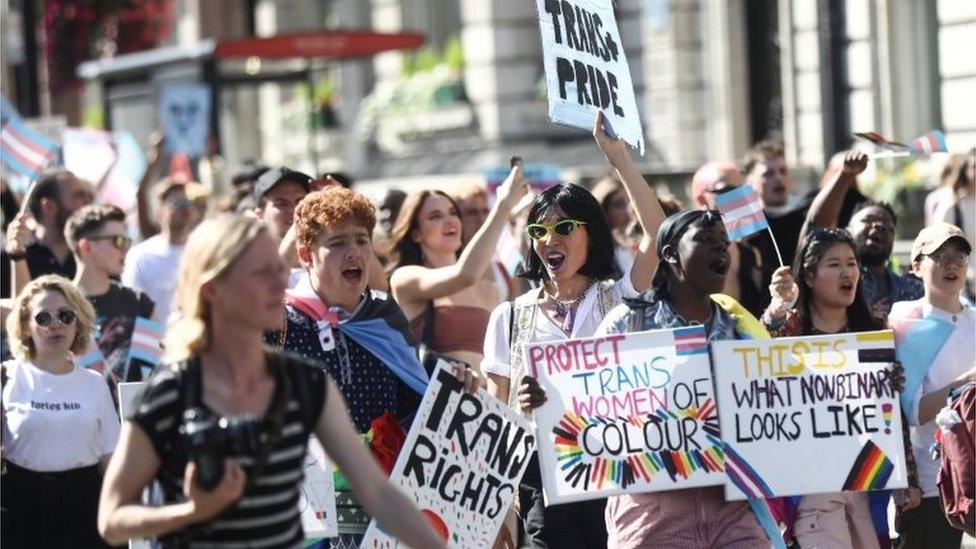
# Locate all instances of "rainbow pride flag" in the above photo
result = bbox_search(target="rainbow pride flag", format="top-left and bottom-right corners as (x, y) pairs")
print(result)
(842, 440), (894, 491)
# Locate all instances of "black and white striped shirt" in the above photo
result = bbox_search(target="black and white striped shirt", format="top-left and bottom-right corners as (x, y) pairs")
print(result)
(131, 350), (327, 548)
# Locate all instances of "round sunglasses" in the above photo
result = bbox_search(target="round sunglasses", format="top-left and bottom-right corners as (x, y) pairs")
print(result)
(33, 308), (77, 327)
(525, 219), (588, 242)
(86, 234), (132, 250)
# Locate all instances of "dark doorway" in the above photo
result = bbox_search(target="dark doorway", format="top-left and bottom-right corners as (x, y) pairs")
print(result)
(744, 0), (783, 144)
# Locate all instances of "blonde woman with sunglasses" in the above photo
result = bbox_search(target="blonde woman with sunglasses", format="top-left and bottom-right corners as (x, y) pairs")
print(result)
(2, 275), (119, 548)
(480, 112), (667, 549)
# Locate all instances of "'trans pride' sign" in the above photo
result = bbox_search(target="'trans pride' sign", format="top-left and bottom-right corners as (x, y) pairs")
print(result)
(536, 0), (645, 153)
(711, 331), (908, 500)
(524, 326), (725, 505)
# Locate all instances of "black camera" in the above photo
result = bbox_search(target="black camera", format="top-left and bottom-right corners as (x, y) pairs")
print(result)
(179, 408), (262, 490)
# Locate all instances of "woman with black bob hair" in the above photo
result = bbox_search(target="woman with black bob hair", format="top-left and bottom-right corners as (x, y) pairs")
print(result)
(481, 112), (667, 548)
(762, 227), (911, 548)
(519, 182), (618, 282)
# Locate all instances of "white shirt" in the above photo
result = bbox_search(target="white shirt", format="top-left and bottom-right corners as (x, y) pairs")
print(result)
(122, 235), (184, 324)
(2, 360), (120, 472)
(890, 299), (975, 496)
(481, 275), (638, 378)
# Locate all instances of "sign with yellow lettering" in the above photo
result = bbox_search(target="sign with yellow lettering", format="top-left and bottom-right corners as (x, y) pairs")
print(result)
(711, 331), (908, 500)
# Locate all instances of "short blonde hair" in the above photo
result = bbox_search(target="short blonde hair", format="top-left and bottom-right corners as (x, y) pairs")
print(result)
(6, 275), (95, 361)
(165, 214), (268, 362)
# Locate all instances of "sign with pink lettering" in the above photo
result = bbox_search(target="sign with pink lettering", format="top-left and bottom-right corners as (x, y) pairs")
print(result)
(524, 326), (725, 504)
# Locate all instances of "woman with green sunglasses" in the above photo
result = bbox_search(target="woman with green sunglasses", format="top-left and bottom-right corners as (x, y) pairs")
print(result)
(481, 112), (668, 548)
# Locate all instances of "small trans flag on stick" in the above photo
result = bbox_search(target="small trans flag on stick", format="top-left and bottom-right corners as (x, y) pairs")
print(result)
(124, 317), (165, 380)
(854, 130), (948, 159)
(714, 184), (784, 266)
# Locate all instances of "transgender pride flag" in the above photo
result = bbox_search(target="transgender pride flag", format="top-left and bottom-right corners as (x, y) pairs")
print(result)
(0, 96), (59, 180)
(910, 130), (948, 155)
(714, 184), (769, 241)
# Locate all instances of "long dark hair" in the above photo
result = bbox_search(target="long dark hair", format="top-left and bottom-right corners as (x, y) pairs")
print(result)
(793, 228), (881, 334)
(520, 183), (616, 282)
(386, 190), (461, 274)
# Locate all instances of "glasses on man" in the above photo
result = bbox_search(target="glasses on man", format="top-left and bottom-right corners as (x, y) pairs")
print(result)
(87, 234), (132, 250)
(33, 308), (77, 327)
(927, 251), (972, 267)
(526, 219), (588, 241)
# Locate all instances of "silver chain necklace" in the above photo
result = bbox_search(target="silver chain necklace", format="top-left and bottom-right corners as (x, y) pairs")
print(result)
(545, 280), (595, 332)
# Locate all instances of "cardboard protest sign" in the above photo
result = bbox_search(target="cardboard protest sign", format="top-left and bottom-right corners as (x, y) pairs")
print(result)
(158, 83), (210, 157)
(300, 439), (339, 540)
(525, 326), (725, 505)
(711, 330), (908, 500)
(536, 0), (645, 153)
(484, 163), (561, 196)
(362, 361), (535, 547)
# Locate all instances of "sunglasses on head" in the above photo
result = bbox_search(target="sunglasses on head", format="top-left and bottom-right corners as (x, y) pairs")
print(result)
(87, 234), (132, 250)
(526, 219), (587, 241)
(33, 308), (77, 327)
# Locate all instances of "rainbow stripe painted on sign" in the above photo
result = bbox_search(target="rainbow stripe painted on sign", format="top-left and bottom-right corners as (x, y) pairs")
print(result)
(674, 325), (708, 356)
(714, 185), (770, 241)
(842, 440), (894, 491)
(553, 408), (724, 492)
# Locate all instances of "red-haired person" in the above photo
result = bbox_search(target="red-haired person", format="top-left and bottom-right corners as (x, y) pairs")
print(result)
(268, 186), (478, 545)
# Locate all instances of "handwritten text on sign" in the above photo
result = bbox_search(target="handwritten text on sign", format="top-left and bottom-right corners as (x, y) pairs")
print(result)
(711, 331), (908, 500)
(525, 326), (724, 505)
(362, 362), (535, 548)
(536, 0), (645, 153)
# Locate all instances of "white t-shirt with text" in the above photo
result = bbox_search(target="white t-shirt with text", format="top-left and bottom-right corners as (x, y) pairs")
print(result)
(2, 360), (120, 472)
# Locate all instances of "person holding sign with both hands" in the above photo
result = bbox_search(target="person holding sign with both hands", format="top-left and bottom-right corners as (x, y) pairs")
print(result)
(482, 111), (667, 548)
(763, 228), (914, 548)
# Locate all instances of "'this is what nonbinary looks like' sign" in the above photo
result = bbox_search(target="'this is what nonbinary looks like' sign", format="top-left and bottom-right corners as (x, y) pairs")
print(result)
(525, 326), (725, 505)
(711, 331), (908, 500)
(536, 0), (645, 154)
(362, 362), (535, 548)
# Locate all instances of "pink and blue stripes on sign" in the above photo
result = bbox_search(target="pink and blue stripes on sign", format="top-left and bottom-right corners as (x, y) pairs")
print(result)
(673, 325), (708, 356)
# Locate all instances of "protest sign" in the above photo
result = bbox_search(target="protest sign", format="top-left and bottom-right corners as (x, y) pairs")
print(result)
(535, 0), (645, 153)
(484, 163), (561, 196)
(158, 83), (210, 157)
(62, 128), (146, 210)
(362, 361), (535, 547)
(300, 439), (339, 540)
(711, 331), (908, 500)
(525, 326), (725, 505)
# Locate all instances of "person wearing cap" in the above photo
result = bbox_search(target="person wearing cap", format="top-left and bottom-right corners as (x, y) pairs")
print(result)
(690, 161), (765, 316)
(889, 222), (974, 549)
(121, 180), (204, 324)
(592, 209), (778, 549)
(252, 166), (312, 241)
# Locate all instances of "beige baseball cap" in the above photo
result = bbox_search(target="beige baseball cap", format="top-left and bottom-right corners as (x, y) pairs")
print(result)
(911, 222), (972, 260)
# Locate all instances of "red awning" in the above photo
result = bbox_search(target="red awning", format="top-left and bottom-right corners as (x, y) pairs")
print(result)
(214, 30), (425, 60)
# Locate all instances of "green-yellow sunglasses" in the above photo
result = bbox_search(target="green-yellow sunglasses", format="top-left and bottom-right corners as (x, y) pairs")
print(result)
(525, 219), (588, 241)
